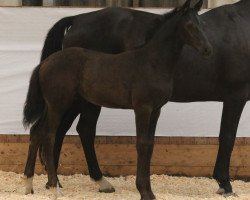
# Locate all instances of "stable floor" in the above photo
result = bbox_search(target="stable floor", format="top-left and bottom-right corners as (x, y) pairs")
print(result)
(0, 171), (249, 200)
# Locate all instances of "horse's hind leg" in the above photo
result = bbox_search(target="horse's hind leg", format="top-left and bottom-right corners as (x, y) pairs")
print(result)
(24, 123), (42, 194)
(76, 102), (115, 192)
(213, 85), (248, 196)
(135, 106), (161, 200)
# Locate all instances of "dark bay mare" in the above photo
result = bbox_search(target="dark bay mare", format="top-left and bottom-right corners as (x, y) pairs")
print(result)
(23, 1), (212, 199)
(38, 0), (250, 196)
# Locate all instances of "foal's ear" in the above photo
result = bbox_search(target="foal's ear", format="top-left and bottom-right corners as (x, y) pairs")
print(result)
(194, 0), (203, 12)
(178, 0), (191, 13)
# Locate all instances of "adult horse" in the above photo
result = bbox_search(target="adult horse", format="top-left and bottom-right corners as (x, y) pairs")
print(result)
(23, 1), (211, 199)
(40, 0), (250, 196)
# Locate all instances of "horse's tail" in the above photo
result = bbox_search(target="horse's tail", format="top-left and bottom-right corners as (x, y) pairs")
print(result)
(23, 65), (45, 129)
(41, 16), (74, 61)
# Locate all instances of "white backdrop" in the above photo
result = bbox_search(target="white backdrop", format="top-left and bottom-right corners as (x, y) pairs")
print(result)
(0, 7), (249, 136)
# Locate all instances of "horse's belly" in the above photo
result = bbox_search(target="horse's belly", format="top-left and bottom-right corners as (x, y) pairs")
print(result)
(170, 74), (221, 102)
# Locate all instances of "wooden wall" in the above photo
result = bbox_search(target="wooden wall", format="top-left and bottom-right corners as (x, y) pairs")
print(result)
(0, 135), (249, 178)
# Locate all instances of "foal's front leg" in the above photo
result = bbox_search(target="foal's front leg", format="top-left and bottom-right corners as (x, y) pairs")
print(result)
(135, 107), (161, 200)
(48, 103), (80, 188)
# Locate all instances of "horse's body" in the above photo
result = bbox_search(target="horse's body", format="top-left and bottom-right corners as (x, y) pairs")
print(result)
(23, 1), (211, 199)
(41, 7), (162, 61)
(40, 0), (250, 195)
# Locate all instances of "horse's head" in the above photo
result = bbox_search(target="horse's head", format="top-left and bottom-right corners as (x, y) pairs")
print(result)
(177, 0), (212, 58)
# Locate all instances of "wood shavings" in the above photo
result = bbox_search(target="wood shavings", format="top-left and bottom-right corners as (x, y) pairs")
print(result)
(0, 171), (249, 200)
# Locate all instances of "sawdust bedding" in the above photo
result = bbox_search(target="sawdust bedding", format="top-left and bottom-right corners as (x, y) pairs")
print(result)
(0, 171), (249, 200)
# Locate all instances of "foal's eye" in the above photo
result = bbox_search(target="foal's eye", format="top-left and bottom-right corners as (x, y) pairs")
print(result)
(185, 22), (195, 30)
(197, 18), (202, 25)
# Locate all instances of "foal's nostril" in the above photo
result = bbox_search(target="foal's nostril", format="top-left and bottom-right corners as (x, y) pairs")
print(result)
(203, 47), (212, 57)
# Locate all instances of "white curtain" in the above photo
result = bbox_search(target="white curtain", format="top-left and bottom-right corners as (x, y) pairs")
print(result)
(208, 0), (240, 8)
(0, 0), (21, 6)
(0, 7), (249, 136)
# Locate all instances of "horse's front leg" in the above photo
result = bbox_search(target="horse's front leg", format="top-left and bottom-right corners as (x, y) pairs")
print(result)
(135, 106), (161, 200)
(76, 102), (115, 193)
(213, 85), (248, 196)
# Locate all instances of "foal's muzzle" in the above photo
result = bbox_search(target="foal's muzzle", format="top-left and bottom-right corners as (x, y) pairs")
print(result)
(201, 43), (213, 58)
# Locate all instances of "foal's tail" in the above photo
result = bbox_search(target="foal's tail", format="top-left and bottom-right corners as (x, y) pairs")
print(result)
(23, 65), (45, 129)
(41, 16), (74, 61)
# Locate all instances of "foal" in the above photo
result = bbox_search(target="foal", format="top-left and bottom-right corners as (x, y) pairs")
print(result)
(23, 0), (212, 199)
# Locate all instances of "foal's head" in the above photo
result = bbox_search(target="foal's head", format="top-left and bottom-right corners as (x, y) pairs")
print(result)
(176, 0), (212, 57)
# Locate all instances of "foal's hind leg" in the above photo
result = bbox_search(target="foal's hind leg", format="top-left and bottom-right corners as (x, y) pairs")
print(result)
(54, 101), (81, 171)
(24, 123), (42, 194)
(135, 107), (161, 200)
(213, 86), (248, 196)
(76, 102), (115, 193)
(49, 103), (80, 188)
(42, 108), (64, 197)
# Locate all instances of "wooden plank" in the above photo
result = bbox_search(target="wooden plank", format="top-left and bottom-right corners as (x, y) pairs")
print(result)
(1, 135), (249, 145)
(0, 135), (250, 178)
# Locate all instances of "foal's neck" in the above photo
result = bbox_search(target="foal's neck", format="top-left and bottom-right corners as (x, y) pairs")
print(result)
(144, 15), (184, 71)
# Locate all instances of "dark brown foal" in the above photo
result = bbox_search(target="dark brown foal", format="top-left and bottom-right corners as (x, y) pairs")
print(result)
(23, 0), (211, 199)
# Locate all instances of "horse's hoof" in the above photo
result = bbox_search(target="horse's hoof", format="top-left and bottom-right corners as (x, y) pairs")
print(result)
(216, 188), (238, 197)
(216, 188), (225, 195)
(99, 187), (115, 193)
(58, 181), (63, 188)
(95, 177), (115, 193)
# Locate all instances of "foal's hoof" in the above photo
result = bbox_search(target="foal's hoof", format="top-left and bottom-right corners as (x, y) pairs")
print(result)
(140, 197), (156, 200)
(46, 182), (51, 189)
(46, 181), (63, 189)
(47, 185), (63, 199)
(140, 193), (156, 200)
(24, 176), (34, 195)
(25, 188), (34, 195)
(99, 187), (115, 193)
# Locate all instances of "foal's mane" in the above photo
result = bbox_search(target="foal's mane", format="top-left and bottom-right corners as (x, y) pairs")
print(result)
(162, 8), (178, 20)
(144, 8), (178, 44)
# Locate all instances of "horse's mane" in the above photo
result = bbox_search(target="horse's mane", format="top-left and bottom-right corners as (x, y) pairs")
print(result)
(162, 8), (178, 20)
